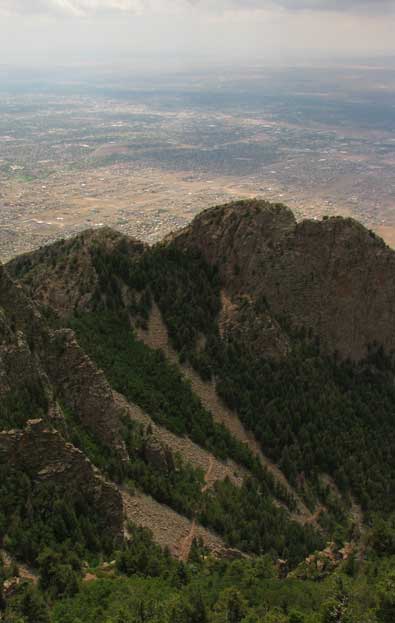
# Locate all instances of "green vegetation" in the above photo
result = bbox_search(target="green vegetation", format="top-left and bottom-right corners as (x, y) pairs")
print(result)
(70, 311), (257, 471)
(69, 311), (321, 563)
(64, 403), (204, 519)
(41, 553), (395, 623)
(0, 461), (117, 607)
(90, 242), (220, 357)
(0, 464), (114, 567)
(199, 479), (322, 566)
(3, 232), (395, 622)
(0, 382), (48, 430)
(214, 338), (395, 514)
(103, 241), (395, 516)
(2, 508), (395, 623)
(2, 583), (50, 623)
(124, 428), (204, 519)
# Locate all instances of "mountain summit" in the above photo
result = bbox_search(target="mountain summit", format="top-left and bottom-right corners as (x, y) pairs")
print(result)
(171, 199), (395, 360)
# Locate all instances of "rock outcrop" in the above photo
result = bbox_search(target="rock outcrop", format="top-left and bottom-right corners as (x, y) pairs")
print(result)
(3, 198), (395, 563)
(45, 328), (129, 459)
(7, 227), (146, 320)
(12, 200), (395, 360)
(142, 429), (175, 472)
(0, 261), (129, 458)
(0, 419), (124, 539)
(172, 199), (395, 360)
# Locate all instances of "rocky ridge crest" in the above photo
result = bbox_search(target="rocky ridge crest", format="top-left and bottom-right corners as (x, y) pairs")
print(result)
(172, 199), (395, 360)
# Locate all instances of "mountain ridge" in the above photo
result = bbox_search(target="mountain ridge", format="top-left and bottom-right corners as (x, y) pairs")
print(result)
(10, 199), (395, 362)
(2, 199), (395, 622)
(170, 199), (394, 360)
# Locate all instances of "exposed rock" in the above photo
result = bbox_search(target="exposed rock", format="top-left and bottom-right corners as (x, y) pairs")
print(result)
(0, 262), (129, 460)
(113, 389), (245, 489)
(136, 303), (313, 524)
(3, 577), (20, 597)
(121, 488), (242, 560)
(0, 419), (124, 539)
(219, 291), (290, 360)
(9, 200), (395, 362)
(45, 328), (129, 460)
(1, 550), (38, 585)
(291, 540), (354, 581)
(0, 265), (47, 396)
(7, 227), (146, 320)
(172, 199), (395, 360)
(14, 200), (395, 362)
(3, 199), (391, 563)
(143, 431), (175, 472)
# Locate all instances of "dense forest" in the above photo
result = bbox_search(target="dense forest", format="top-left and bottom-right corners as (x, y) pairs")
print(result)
(90, 241), (395, 515)
(70, 312), (322, 564)
(2, 524), (395, 622)
(0, 383), (48, 430)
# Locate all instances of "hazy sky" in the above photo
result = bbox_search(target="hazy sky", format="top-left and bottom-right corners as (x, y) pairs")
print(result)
(1, 0), (395, 67)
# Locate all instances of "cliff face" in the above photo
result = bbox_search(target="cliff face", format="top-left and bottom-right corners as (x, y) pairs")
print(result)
(0, 264), (53, 411)
(45, 328), (129, 459)
(172, 200), (395, 360)
(0, 262), (128, 544)
(7, 227), (146, 320)
(0, 260), (129, 456)
(0, 419), (124, 539)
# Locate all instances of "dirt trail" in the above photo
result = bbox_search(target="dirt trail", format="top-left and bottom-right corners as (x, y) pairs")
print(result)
(179, 519), (197, 562)
(202, 457), (215, 493)
(121, 488), (226, 559)
(180, 455), (221, 561)
(113, 392), (244, 489)
(136, 304), (315, 525)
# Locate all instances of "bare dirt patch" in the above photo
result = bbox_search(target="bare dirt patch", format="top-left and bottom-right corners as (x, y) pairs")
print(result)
(121, 489), (225, 559)
(136, 304), (316, 525)
(113, 391), (245, 488)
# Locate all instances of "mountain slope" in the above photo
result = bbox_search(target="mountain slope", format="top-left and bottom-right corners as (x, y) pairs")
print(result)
(4, 199), (395, 580)
(171, 199), (395, 360)
(135, 302), (314, 524)
(3, 198), (395, 623)
(2, 215), (323, 573)
(7, 200), (395, 519)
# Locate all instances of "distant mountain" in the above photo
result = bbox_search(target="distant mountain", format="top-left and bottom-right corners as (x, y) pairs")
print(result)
(2, 200), (395, 622)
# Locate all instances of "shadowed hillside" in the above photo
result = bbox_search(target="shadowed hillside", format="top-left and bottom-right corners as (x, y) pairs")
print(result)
(2, 199), (395, 622)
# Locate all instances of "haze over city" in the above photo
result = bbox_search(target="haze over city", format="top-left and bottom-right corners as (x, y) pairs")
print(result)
(0, 0), (394, 260)
(1, 0), (395, 66)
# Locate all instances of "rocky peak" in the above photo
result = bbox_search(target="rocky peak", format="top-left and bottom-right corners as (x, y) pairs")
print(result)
(172, 199), (296, 294)
(172, 200), (395, 360)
